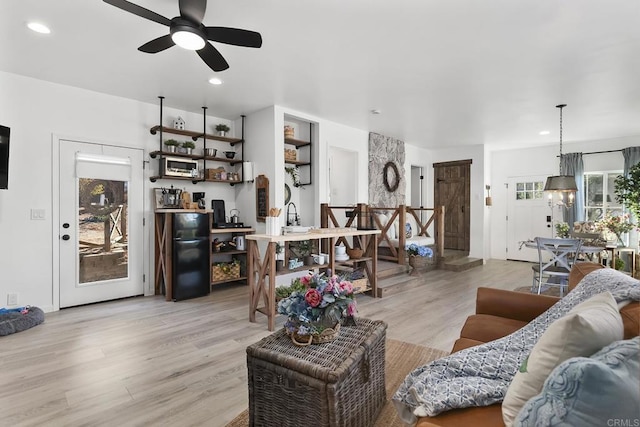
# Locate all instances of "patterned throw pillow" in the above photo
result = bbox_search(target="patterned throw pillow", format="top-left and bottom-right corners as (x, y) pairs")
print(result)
(405, 222), (412, 238)
(502, 292), (624, 426)
(514, 337), (640, 426)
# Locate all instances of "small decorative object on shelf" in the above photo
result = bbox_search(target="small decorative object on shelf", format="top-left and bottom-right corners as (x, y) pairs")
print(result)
(164, 139), (179, 153)
(181, 141), (196, 155)
(554, 222), (570, 238)
(215, 123), (230, 137)
(284, 148), (297, 162)
(173, 116), (185, 130)
(406, 243), (433, 276)
(596, 214), (635, 247)
(278, 272), (357, 346)
(284, 125), (294, 139)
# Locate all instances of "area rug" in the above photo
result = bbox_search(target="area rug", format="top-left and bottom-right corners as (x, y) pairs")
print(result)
(225, 339), (448, 427)
(512, 285), (561, 297)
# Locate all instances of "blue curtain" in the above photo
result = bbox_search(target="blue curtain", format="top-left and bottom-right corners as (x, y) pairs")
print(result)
(561, 152), (584, 225)
(622, 146), (640, 177)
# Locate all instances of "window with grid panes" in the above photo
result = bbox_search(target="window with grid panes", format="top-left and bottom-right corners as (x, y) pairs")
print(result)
(584, 172), (623, 222)
(515, 181), (544, 200)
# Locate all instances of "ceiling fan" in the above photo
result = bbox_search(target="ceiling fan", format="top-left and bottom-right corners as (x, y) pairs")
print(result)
(103, 0), (262, 72)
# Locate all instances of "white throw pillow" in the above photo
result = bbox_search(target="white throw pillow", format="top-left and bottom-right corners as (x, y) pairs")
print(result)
(502, 291), (624, 427)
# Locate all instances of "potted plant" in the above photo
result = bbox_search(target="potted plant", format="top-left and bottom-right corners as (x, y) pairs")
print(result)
(405, 243), (434, 276)
(615, 163), (640, 221)
(164, 139), (179, 153)
(296, 240), (315, 266)
(215, 123), (230, 137)
(181, 140), (196, 154)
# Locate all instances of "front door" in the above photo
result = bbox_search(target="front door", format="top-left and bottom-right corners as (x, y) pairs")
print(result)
(433, 160), (471, 251)
(506, 176), (552, 262)
(59, 140), (144, 307)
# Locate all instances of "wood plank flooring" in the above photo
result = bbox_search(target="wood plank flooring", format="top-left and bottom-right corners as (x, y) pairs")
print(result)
(0, 259), (533, 426)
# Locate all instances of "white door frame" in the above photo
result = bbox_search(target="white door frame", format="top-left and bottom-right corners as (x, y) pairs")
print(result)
(51, 134), (151, 311)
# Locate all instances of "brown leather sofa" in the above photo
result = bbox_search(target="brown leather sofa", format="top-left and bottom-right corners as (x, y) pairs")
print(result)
(416, 263), (640, 427)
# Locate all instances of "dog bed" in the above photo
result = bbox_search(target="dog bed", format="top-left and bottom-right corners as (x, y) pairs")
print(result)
(0, 306), (45, 336)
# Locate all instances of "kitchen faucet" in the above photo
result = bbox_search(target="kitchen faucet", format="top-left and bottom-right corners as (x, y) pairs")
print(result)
(286, 202), (300, 226)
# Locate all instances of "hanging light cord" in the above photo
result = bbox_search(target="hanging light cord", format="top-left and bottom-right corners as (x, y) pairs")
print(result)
(557, 104), (566, 175)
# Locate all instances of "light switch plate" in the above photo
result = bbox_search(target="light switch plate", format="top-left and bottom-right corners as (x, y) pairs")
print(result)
(30, 209), (46, 220)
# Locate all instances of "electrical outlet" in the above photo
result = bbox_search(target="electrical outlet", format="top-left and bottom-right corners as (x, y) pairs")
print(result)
(7, 293), (18, 306)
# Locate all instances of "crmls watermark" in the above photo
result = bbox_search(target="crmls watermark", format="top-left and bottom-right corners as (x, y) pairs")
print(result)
(607, 419), (640, 427)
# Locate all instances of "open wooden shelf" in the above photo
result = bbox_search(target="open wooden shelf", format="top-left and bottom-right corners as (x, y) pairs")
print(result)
(150, 126), (243, 145)
(284, 137), (311, 147)
(285, 160), (311, 167)
(211, 276), (247, 286)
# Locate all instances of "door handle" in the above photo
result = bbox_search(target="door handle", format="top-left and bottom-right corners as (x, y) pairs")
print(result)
(62, 234), (70, 241)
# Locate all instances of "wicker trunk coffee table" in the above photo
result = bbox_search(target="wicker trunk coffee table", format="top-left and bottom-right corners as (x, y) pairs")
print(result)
(246, 318), (387, 427)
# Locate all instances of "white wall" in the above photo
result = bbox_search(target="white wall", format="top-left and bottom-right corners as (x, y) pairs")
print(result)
(405, 144), (431, 207)
(489, 135), (640, 259)
(0, 71), (233, 311)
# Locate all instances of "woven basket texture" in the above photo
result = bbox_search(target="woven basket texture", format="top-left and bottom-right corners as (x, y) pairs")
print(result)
(212, 263), (240, 282)
(247, 318), (387, 427)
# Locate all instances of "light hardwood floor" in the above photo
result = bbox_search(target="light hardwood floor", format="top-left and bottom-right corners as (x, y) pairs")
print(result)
(0, 259), (534, 426)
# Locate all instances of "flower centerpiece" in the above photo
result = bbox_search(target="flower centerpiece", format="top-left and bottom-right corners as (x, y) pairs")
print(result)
(596, 213), (636, 247)
(405, 243), (434, 276)
(277, 271), (357, 346)
(554, 222), (570, 238)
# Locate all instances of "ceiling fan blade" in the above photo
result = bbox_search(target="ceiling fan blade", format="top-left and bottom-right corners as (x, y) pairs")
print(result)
(103, 0), (171, 26)
(179, 0), (206, 23)
(197, 43), (229, 72)
(205, 27), (263, 48)
(138, 35), (175, 53)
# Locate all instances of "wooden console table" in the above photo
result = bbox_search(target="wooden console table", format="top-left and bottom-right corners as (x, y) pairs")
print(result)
(247, 228), (381, 331)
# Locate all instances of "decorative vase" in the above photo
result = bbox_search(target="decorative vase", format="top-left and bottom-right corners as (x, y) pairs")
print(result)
(165, 145), (176, 153)
(218, 131), (226, 137)
(408, 255), (428, 276)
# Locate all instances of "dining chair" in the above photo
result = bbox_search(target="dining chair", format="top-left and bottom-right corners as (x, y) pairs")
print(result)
(532, 237), (583, 297)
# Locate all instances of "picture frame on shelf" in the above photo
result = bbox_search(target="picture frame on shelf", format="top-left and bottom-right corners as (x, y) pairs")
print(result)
(153, 188), (164, 210)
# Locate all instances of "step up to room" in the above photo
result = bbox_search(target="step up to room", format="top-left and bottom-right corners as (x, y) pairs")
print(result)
(441, 256), (483, 272)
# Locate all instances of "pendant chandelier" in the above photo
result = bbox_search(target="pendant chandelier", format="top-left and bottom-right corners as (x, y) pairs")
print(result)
(544, 104), (577, 206)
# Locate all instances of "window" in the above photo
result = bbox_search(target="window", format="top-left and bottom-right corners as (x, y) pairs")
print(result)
(515, 181), (544, 200)
(584, 172), (623, 221)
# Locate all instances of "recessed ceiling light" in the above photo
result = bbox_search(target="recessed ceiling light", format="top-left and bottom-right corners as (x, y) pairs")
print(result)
(27, 22), (51, 34)
(539, 131), (550, 135)
(209, 78), (223, 85)
(371, 109), (381, 115)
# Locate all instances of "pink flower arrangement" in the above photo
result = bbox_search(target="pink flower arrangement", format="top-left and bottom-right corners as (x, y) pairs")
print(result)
(277, 271), (357, 336)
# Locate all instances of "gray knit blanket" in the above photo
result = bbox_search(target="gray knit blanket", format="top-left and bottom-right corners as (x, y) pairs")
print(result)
(392, 268), (640, 424)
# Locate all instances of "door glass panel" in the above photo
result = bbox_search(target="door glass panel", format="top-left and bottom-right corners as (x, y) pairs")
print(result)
(78, 178), (129, 284)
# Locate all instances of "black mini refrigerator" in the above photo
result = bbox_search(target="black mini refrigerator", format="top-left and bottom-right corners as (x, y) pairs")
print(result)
(172, 213), (210, 301)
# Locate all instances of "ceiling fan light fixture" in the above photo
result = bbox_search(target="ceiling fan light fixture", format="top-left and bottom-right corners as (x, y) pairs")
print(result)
(171, 27), (205, 50)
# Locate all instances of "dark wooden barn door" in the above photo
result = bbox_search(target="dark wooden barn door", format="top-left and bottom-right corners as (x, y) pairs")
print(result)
(433, 160), (471, 251)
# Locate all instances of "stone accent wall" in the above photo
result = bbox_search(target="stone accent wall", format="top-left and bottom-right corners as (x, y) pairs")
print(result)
(368, 132), (405, 207)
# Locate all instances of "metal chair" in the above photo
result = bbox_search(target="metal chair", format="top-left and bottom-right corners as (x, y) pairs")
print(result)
(532, 237), (583, 297)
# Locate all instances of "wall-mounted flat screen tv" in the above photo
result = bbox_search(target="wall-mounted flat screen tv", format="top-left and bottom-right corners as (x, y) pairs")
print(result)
(0, 125), (10, 189)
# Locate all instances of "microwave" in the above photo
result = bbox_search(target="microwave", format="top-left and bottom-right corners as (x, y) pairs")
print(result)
(163, 156), (198, 177)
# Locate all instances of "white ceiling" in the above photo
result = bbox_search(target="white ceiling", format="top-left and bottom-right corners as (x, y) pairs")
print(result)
(2, 0), (639, 149)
